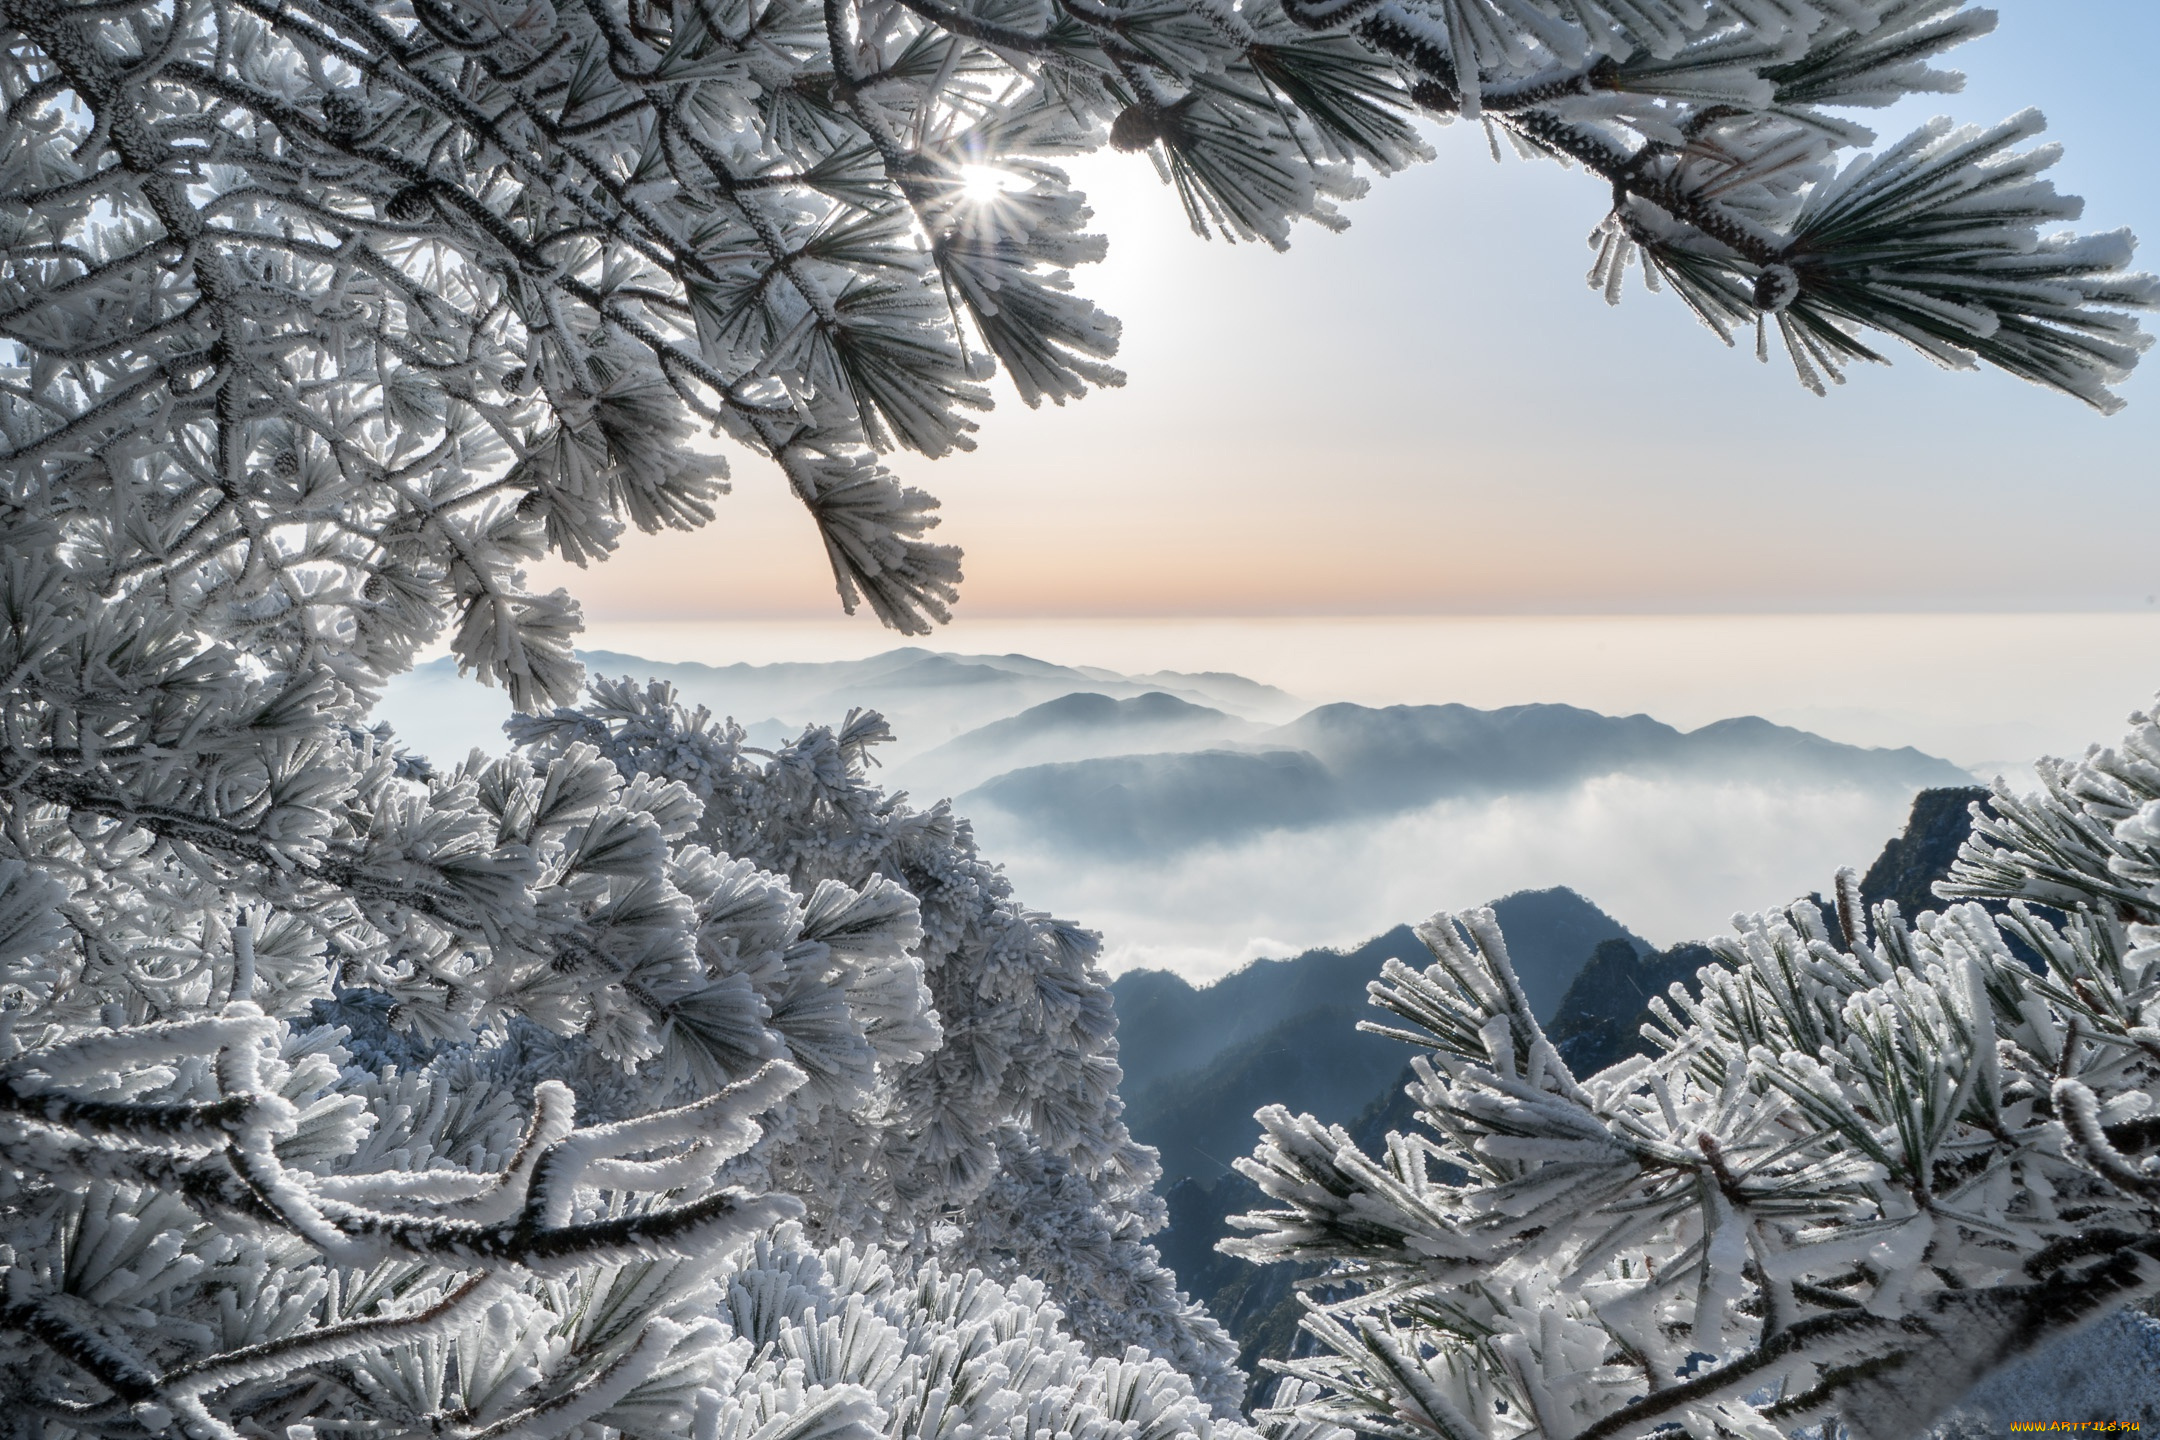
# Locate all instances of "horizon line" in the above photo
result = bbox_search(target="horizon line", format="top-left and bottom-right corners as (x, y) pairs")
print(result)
(570, 604), (2160, 623)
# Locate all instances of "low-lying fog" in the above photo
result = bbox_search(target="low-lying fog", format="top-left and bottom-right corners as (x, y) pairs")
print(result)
(973, 774), (1924, 981)
(361, 618), (2158, 981)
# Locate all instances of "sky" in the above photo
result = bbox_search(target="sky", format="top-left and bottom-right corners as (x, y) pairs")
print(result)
(530, 0), (2160, 625)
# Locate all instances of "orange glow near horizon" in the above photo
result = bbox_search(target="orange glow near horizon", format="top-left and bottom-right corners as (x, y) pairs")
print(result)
(530, 32), (2160, 627)
(530, 419), (2153, 621)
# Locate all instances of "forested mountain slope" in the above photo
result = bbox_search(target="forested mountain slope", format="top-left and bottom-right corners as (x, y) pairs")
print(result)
(1112, 889), (1641, 1100)
(1136, 787), (2001, 1405)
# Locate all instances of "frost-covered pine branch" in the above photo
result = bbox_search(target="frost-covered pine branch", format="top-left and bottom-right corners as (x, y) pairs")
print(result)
(1226, 695), (2160, 1440)
(0, 554), (1245, 1431)
(3, 0), (2155, 1431)
(0, 0), (2149, 752)
(0, 1004), (803, 1437)
(0, 453), (1246, 1432)
(0, 987), (1236, 1439)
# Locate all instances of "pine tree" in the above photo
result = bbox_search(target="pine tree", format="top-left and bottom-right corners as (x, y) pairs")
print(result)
(0, 544), (1248, 1431)
(1225, 697), (2160, 1440)
(2, 0), (2156, 1434)
(503, 680), (1248, 1407)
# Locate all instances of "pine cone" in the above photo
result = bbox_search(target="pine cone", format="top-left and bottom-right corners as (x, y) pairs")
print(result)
(1752, 262), (1801, 314)
(1109, 96), (1194, 153)
(322, 93), (369, 139)
(385, 183), (436, 222)
(1109, 104), (1159, 152)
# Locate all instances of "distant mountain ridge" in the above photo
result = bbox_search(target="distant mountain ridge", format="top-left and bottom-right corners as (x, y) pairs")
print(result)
(372, 647), (1305, 769)
(968, 701), (1970, 854)
(574, 648), (1302, 753)
(1112, 887), (1644, 1184)
(896, 690), (1259, 801)
(1132, 787), (2007, 1405)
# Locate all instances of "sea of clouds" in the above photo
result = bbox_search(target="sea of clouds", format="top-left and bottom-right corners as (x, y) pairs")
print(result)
(376, 614), (2160, 983)
(974, 772), (1926, 981)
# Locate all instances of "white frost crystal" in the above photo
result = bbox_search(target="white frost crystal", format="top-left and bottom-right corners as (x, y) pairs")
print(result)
(1230, 701), (2160, 1440)
(2, 0), (2155, 1431)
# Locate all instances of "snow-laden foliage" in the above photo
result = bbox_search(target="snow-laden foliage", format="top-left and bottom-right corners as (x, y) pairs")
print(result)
(1227, 695), (2160, 1440)
(0, 513), (1246, 1431)
(695, 1224), (1239, 1440)
(0, 1007), (809, 1437)
(501, 678), (1245, 1406)
(0, 0), (2149, 740)
(0, 961), (1242, 1437)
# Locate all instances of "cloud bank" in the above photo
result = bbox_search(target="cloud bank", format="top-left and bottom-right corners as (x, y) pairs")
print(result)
(374, 644), (1972, 985)
(974, 774), (1930, 982)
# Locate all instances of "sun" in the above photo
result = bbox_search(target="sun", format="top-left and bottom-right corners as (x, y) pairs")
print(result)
(957, 163), (1024, 203)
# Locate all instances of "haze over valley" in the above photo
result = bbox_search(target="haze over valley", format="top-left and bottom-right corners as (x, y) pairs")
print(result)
(380, 638), (1994, 976)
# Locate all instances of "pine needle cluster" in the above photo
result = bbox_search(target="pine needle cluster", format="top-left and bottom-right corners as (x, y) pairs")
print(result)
(1229, 702), (2160, 1440)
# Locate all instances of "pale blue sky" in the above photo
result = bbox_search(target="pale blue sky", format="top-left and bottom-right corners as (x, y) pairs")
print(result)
(543, 0), (2160, 621)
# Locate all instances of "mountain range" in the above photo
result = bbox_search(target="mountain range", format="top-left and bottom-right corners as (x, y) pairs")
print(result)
(380, 649), (1969, 813)
(570, 649), (1302, 760)
(377, 646), (1981, 972)
(373, 647), (1300, 769)
(963, 700), (1970, 854)
(895, 690), (1261, 802)
(1127, 786), (1999, 1400)
(1114, 887), (1644, 1186)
